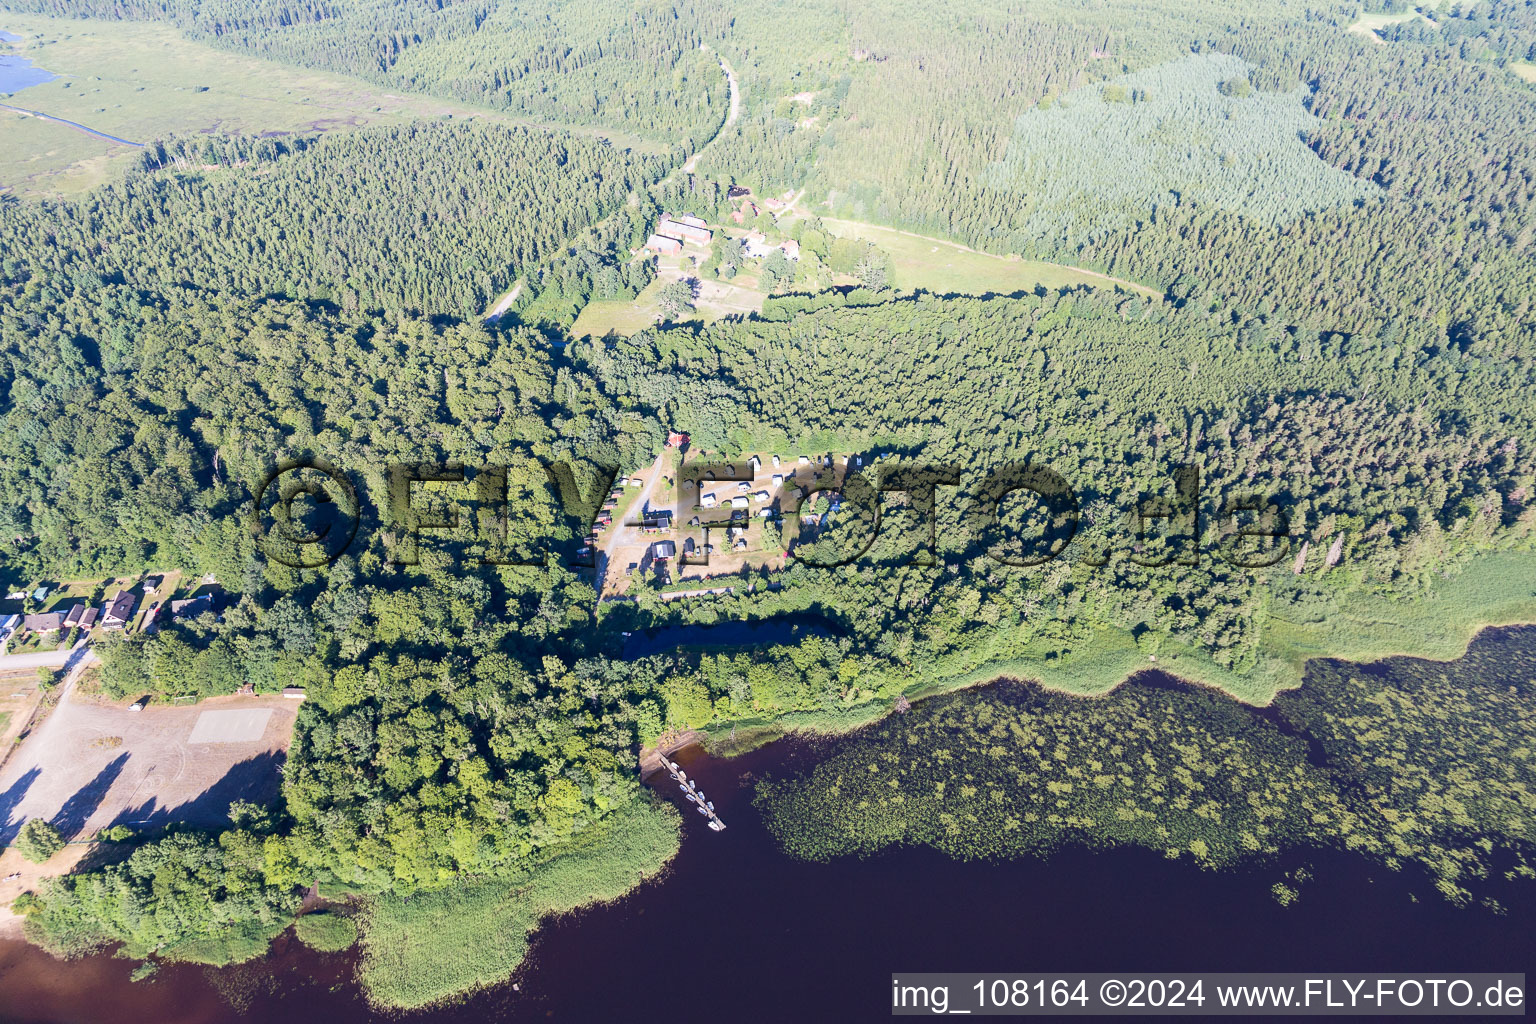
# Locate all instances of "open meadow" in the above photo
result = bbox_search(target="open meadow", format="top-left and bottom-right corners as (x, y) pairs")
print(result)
(0, 12), (657, 196)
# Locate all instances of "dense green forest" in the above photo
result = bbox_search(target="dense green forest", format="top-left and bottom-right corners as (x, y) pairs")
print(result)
(3, 0), (1536, 1007)
(1, 122), (667, 319)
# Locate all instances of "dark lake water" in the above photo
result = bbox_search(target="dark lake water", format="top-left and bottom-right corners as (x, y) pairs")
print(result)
(2, 630), (1534, 1023)
(0, 51), (55, 95)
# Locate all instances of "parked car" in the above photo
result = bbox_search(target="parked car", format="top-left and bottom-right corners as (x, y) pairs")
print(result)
(128, 695), (150, 712)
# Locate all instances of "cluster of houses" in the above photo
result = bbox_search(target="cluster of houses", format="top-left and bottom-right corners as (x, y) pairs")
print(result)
(742, 232), (800, 261)
(642, 206), (802, 266)
(646, 213), (713, 255)
(762, 189), (797, 212)
(16, 590), (134, 638)
(2, 586), (220, 644)
(729, 198), (760, 224)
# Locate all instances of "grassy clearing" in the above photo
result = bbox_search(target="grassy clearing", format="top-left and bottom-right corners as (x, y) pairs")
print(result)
(573, 277), (669, 337)
(819, 216), (1161, 299)
(1512, 62), (1536, 84)
(0, 13), (660, 196)
(572, 252), (770, 338)
(1348, 10), (1425, 34)
(357, 798), (680, 1010)
(0, 13), (463, 193)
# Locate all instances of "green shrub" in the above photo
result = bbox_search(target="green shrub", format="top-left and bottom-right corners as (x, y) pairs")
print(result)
(15, 819), (65, 863)
(294, 911), (358, 952)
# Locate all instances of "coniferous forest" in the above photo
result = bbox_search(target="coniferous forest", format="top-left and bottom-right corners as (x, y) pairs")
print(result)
(1, 0), (1535, 1010)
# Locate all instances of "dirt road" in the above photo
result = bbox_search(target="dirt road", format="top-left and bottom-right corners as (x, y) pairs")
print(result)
(597, 453), (669, 596)
(683, 50), (740, 175)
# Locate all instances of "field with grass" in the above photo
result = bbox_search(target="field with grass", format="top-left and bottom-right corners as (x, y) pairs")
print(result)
(818, 216), (1162, 299)
(1512, 62), (1536, 84)
(572, 278), (670, 338)
(0, 13), (658, 196)
(357, 798), (680, 1009)
(572, 256), (769, 338)
(1348, 9), (1425, 33)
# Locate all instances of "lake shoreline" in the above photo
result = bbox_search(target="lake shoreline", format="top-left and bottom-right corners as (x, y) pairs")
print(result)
(684, 612), (1536, 764)
(6, 620), (1536, 1018)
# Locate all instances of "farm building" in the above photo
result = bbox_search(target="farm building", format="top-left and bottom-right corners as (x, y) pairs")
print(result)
(646, 233), (682, 255)
(657, 216), (712, 245)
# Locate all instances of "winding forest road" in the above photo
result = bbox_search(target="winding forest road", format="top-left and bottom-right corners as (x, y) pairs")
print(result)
(483, 279), (522, 322)
(683, 49), (740, 175)
(482, 48), (740, 322)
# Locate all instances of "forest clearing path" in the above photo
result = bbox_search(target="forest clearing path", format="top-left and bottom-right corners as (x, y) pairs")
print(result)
(683, 49), (739, 175)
